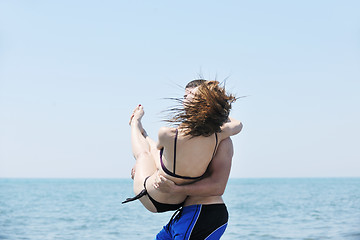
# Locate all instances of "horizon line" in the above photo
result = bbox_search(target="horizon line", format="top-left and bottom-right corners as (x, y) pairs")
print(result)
(1, 176), (359, 180)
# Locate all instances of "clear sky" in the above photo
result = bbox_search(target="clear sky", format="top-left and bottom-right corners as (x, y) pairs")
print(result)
(0, 1), (359, 178)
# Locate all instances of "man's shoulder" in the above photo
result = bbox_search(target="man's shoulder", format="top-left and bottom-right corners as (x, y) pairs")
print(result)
(218, 137), (233, 148)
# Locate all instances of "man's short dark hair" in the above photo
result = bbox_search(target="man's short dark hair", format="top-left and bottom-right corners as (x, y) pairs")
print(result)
(185, 79), (206, 89)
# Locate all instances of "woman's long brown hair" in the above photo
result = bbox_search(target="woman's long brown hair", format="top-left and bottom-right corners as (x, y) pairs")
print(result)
(167, 80), (236, 137)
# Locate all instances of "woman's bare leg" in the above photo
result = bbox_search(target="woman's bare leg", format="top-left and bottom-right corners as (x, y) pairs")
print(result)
(142, 129), (161, 170)
(130, 105), (161, 173)
(130, 106), (157, 195)
(130, 105), (150, 158)
(130, 105), (158, 151)
(131, 133), (160, 178)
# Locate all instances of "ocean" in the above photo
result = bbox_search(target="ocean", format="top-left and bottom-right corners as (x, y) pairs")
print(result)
(0, 178), (359, 240)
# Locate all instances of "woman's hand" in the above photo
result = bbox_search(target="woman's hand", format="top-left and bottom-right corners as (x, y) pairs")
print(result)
(153, 171), (178, 193)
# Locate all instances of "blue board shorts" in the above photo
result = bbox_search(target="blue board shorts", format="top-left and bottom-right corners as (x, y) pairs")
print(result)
(155, 204), (228, 240)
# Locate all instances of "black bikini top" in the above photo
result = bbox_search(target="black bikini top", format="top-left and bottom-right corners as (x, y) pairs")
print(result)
(160, 129), (218, 180)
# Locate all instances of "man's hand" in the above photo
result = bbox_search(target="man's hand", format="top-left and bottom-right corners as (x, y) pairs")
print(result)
(153, 171), (178, 193)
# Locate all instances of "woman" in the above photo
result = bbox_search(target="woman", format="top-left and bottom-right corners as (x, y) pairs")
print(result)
(123, 80), (242, 213)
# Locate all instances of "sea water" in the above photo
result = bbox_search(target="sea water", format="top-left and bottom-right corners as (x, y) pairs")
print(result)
(0, 178), (359, 240)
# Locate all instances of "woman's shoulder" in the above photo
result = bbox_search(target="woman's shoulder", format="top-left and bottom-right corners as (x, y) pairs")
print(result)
(158, 126), (176, 139)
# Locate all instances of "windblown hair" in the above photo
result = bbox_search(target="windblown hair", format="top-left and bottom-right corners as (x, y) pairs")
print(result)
(168, 80), (236, 137)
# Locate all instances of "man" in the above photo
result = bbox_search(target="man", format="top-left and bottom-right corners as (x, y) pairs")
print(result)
(153, 80), (242, 239)
(154, 138), (234, 240)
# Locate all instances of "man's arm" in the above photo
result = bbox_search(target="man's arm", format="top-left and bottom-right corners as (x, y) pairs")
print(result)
(154, 137), (233, 197)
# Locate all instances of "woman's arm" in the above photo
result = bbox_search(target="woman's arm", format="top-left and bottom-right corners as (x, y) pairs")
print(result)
(154, 137), (233, 196)
(218, 117), (242, 141)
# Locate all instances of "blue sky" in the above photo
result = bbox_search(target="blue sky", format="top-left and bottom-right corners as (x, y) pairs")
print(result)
(0, 1), (359, 178)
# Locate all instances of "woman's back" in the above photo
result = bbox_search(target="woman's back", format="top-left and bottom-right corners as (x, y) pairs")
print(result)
(157, 127), (218, 185)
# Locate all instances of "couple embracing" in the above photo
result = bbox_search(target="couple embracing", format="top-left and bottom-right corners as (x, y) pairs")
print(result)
(123, 79), (243, 240)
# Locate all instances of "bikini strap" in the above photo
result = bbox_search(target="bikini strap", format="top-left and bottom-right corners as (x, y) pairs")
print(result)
(159, 130), (217, 180)
(211, 133), (218, 159)
(173, 128), (178, 174)
(122, 176), (150, 204)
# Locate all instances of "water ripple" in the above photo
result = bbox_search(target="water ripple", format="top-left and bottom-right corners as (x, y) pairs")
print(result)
(1, 178), (359, 240)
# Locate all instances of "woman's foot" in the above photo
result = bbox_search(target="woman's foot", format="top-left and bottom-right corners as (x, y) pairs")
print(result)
(129, 104), (144, 125)
(129, 105), (147, 136)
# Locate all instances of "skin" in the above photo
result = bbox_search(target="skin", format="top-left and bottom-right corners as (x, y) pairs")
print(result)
(152, 87), (239, 206)
(154, 136), (234, 206)
(129, 88), (242, 213)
